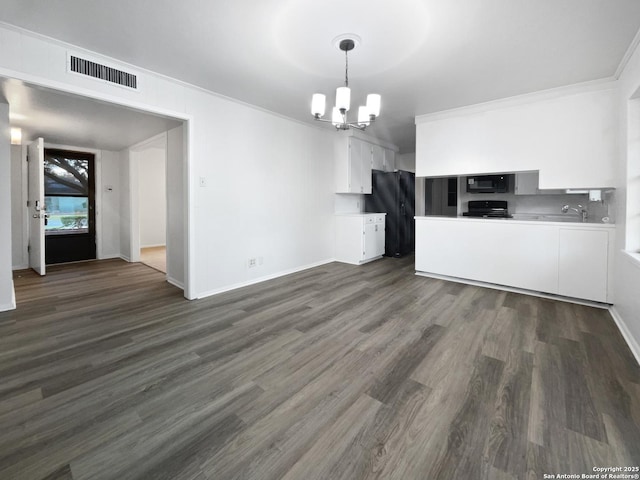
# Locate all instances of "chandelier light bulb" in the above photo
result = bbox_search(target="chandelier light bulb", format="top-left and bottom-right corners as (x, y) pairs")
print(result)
(336, 87), (351, 112)
(311, 93), (326, 118)
(366, 94), (381, 118)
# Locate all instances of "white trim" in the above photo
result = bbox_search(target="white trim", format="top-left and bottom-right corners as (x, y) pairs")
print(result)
(129, 149), (141, 263)
(20, 145), (28, 269)
(197, 259), (335, 299)
(615, 25), (640, 80)
(119, 254), (131, 262)
(415, 78), (617, 124)
(140, 243), (166, 249)
(609, 307), (640, 367)
(414, 271), (611, 309)
(622, 250), (640, 269)
(0, 281), (17, 312)
(167, 276), (184, 289)
(99, 254), (122, 260)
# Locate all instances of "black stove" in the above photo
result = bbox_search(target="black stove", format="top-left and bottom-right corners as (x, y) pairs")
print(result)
(463, 200), (510, 218)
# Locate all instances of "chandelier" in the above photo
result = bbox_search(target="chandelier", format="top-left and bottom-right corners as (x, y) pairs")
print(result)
(311, 38), (381, 131)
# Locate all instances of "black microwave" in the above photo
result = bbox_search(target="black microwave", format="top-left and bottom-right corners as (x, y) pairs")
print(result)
(466, 175), (510, 193)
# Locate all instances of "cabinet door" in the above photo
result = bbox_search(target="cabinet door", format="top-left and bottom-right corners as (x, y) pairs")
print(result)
(374, 219), (385, 257)
(363, 222), (377, 260)
(558, 229), (608, 302)
(371, 144), (384, 170)
(349, 138), (364, 193)
(361, 148), (372, 194)
(384, 148), (395, 172)
(515, 172), (539, 195)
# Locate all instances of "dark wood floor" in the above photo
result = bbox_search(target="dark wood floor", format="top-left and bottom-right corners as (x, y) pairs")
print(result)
(0, 257), (639, 480)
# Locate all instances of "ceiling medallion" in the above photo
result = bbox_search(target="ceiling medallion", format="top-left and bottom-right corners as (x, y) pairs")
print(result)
(310, 37), (380, 131)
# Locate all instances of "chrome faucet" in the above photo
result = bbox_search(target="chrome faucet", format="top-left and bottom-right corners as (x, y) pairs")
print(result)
(561, 204), (588, 222)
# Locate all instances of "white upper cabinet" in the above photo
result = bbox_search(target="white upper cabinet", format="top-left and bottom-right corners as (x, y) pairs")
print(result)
(335, 133), (397, 193)
(371, 144), (384, 170)
(415, 86), (617, 189)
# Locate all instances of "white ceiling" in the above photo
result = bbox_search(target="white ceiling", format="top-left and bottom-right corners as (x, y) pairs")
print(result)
(1, 0), (639, 152)
(0, 78), (182, 151)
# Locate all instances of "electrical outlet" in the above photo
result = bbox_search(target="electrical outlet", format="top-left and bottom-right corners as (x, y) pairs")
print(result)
(248, 258), (257, 268)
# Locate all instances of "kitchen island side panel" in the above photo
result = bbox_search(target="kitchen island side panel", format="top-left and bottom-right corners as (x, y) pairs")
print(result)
(415, 217), (560, 294)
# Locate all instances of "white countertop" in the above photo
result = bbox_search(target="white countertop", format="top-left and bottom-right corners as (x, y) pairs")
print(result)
(415, 215), (615, 228)
(335, 212), (386, 217)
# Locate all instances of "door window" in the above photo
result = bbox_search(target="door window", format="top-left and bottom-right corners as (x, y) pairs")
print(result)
(44, 153), (91, 235)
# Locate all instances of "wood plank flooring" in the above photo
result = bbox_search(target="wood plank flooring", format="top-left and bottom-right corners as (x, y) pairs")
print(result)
(0, 257), (639, 479)
(140, 246), (167, 273)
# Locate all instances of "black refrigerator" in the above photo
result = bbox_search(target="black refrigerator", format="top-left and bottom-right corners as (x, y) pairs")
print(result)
(365, 170), (415, 257)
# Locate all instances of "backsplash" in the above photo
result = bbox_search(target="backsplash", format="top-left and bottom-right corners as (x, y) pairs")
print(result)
(457, 177), (615, 223)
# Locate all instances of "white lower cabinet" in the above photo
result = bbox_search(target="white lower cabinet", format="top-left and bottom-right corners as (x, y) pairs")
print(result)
(558, 229), (609, 302)
(415, 217), (614, 303)
(335, 214), (386, 265)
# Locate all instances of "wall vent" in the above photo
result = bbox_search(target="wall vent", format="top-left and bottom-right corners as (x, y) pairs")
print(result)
(68, 54), (138, 90)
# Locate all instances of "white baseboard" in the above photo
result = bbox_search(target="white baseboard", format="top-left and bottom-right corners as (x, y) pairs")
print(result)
(415, 271), (610, 309)
(196, 258), (335, 300)
(167, 276), (184, 290)
(609, 306), (640, 367)
(119, 254), (132, 262)
(98, 254), (122, 260)
(141, 244), (166, 249)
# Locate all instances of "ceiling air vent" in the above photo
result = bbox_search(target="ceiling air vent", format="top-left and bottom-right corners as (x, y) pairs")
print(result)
(68, 54), (138, 90)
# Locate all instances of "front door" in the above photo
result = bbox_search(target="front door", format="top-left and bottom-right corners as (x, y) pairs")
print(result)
(27, 138), (46, 275)
(44, 149), (96, 264)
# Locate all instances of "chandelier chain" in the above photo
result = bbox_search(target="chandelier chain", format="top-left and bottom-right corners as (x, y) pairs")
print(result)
(344, 50), (349, 87)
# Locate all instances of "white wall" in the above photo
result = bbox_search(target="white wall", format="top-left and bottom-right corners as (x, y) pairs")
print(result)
(612, 35), (640, 360)
(396, 152), (416, 172)
(10, 144), (27, 269)
(0, 24), (337, 301)
(0, 102), (14, 311)
(166, 125), (185, 287)
(98, 150), (121, 259)
(119, 149), (132, 261)
(415, 84), (619, 189)
(138, 147), (166, 248)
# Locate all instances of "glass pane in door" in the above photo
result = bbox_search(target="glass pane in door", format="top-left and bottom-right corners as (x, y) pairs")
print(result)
(44, 156), (89, 235)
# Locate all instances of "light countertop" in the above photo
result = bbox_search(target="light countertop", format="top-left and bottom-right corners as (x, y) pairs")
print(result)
(415, 215), (615, 228)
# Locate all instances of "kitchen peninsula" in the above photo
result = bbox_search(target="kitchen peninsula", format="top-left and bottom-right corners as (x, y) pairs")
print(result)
(415, 215), (614, 303)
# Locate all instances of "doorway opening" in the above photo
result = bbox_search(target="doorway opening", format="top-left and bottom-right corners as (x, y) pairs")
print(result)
(132, 134), (168, 274)
(44, 148), (96, 264)
(4, 76), (192, 297)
